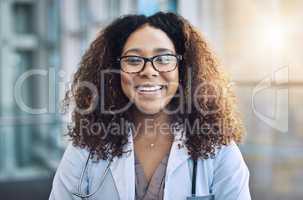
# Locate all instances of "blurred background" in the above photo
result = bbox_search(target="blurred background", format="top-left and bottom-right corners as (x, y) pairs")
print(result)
(0, 0), (302, 199)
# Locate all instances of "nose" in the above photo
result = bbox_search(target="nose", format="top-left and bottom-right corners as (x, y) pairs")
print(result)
(138, 60), (159, 77)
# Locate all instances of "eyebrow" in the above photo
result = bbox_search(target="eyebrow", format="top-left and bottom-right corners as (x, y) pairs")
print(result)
(153, 48), (175, 54)
(122, 48), (175, 56)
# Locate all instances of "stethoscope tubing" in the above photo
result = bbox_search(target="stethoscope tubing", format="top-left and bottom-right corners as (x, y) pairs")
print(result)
(71, 152), (198, 199)
(71, 152), (112, 199)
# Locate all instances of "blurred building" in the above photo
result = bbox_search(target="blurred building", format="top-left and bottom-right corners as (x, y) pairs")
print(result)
(0, 0), (302, 200)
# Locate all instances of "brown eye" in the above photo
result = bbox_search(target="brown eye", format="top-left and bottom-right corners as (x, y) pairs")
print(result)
(154, 55), (176, 65)
(122, 57), (143, 66)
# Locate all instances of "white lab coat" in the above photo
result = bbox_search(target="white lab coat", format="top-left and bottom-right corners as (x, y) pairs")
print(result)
(49, 124), (251, 200)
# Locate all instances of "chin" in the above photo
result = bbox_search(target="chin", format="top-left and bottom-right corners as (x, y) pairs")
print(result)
(135, 104), (165, 115)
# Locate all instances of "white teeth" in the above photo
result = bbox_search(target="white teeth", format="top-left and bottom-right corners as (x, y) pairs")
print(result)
(137, 85), (163, 92)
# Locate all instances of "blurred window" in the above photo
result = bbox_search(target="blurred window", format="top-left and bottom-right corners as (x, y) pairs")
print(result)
(13, 2), (35, 34)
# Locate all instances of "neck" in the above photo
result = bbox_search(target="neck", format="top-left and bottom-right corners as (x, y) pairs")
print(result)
(130, 107), (172, 140)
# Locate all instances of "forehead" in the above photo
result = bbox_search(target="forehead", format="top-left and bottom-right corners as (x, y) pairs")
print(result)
(122, 25), (175, 54)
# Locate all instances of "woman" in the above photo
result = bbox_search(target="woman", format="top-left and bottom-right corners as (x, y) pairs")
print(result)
(49, 12), (251, 200)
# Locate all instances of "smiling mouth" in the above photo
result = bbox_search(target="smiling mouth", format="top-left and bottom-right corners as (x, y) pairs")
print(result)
(135, 84), (166, 93)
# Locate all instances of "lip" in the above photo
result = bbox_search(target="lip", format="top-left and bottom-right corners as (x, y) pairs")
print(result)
(134, 83), (167, 97)
(134, 83), (167, 89)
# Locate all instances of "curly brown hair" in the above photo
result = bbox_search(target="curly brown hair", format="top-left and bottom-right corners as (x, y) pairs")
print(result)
(64, 12), (245, 161)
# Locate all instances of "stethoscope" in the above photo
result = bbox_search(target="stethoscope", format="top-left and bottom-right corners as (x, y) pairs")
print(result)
(71, 152), (201, 200)
(71, 151), (112, 199)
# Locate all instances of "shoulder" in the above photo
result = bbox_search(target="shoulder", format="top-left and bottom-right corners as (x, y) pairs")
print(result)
(209, 141), (251, 199)
(51, 143), (108, 196)
(56, 142), (91, 175)
(62, 142), (90, 163)
(210, 140), (249, 175)
(49, 143), (91, 199)
(64, 142), (89, 157)
(54, 143), (91, 183)
(58, 142), (110, 174)
(57, 142), (110, 176)
(214, 141), (246, 164)
(199, 141), (249, 181)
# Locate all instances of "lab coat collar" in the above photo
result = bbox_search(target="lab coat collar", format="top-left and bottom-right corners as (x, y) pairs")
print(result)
(109, 121), (190, 200)
(166, 123), (190, 178)
(109, 122), (135, 200)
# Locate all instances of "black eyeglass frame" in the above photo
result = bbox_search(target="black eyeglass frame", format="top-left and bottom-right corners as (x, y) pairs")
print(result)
(117, 53), (183, 74)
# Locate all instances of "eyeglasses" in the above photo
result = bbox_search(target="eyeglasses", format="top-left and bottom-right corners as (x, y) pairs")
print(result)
(117, 54), (182, 73)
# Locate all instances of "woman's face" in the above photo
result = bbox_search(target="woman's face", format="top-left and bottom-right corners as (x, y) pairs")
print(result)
(120, 24), (179, 115)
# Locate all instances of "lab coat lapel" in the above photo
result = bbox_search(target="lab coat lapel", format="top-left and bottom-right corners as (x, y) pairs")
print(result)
(164, 124), (191, 200)
(109, 125), (135, 200)
(109, 122), (190, 200)
(166, 123), (190, 178)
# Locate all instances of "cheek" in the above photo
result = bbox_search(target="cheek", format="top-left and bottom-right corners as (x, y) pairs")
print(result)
(166, 70), (179, 94)
(120, 73), (134, 96)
